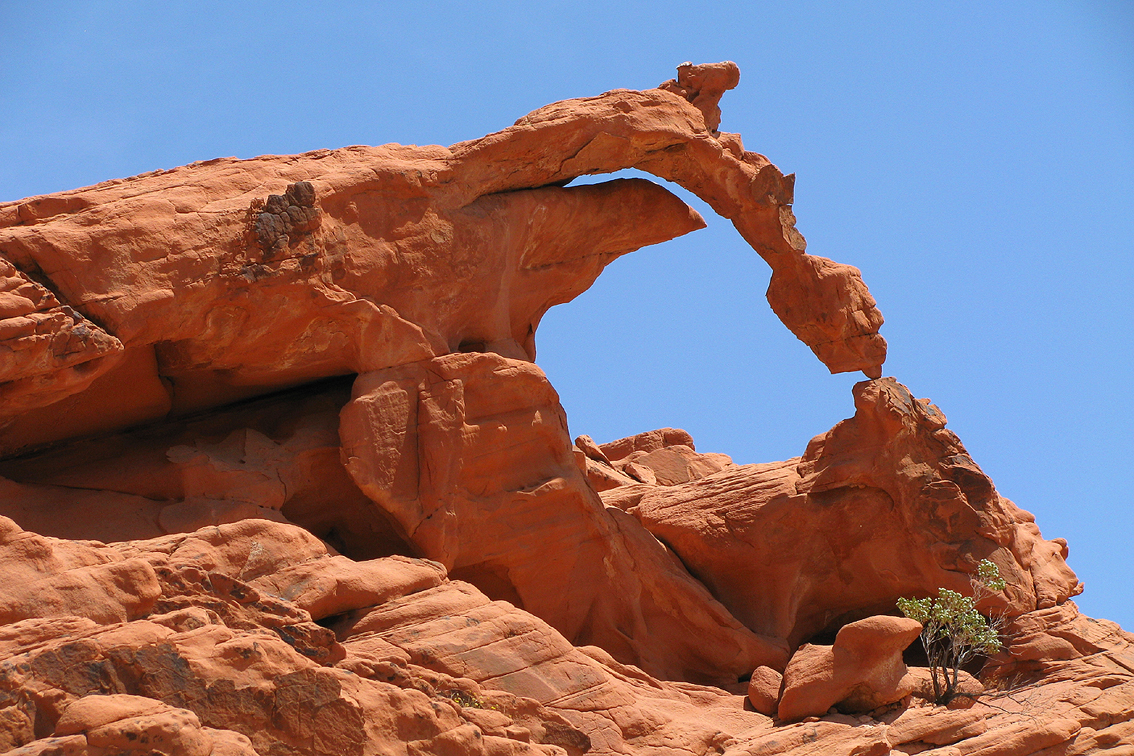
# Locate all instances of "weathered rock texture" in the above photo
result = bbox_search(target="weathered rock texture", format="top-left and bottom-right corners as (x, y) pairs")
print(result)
(0, 61), (885, 454)
(339, 352), (786, 683)
(601, 378), (1083, 647)
(0, 63), (1129, 755)
(775, 615), (922, 721)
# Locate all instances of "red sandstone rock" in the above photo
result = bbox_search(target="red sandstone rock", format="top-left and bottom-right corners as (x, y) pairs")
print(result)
(0, 516), (161, 625)
(986, 600), (1134, 680)
(46, 694), (256, 756)
(0, 381), (417, 559)
(608, 379), (1081, 647)
(0, 63), (1128, 756)
(0, 514), (1130, 755)
(0, 63), (885, 455)
(776, 615), (922, 721)
(0, 379), (1118, 755)
(578, 454), (640, 492)
(251, 554), (446, 620)
(332, 577), (775, 755)
(885, 704), (989, 746)
(574, 434), (643, 492)
(598, 427), (697, 461)
(748, 666), (783, 716)
(0, 519), (592, 755)
(904, 666), (985, 704)
(586, 427), (733, 488)
(0, 257), (124, 418)
(795, 379), (1081, 614)
(658, 61), (741, 133)
(339, 351), (787, 683)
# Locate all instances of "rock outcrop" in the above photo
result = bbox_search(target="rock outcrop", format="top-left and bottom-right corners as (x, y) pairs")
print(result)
(338, 351), (786, 682)
(0, 63), (1129, 755)
(0, 62), (885, 456)
(602, 377), (1083, 647)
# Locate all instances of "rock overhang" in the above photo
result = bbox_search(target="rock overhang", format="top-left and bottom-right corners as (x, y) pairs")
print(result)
(1, 62), (884, 456)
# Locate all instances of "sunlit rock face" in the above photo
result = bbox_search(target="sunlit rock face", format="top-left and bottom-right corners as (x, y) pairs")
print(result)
(601, 377), (1083, 647)
(1, 63), (1128, 756)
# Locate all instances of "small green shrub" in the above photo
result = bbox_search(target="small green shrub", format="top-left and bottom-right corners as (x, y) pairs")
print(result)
(442, 689), (501, 711)
(898, 559), (1006, 704)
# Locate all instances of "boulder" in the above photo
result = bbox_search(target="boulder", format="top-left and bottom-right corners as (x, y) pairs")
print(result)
(776, 615), (922, 721)
(747, 666), (783, 716)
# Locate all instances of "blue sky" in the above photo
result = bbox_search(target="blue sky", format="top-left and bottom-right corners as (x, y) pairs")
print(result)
(2, 2), (1131, 628)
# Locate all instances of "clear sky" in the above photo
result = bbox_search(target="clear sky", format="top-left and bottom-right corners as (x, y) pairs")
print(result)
(2, 2), (1131, 628)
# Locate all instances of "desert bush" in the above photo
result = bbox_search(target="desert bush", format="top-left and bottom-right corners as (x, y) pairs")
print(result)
(898, 559), (1006, 704)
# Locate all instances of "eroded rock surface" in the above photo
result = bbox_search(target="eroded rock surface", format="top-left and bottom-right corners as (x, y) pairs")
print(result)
(0, 62), (884, 455)
(339, 351), (787, 683)
(603, 378), (1083, 647)
(0, 63), (1128, 755)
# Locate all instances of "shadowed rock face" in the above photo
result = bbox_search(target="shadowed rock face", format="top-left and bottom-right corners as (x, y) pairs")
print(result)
(0, 64), (1128, 756)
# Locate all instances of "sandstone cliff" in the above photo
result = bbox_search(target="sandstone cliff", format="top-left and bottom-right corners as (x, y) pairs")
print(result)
(0, 64), (1128, 756)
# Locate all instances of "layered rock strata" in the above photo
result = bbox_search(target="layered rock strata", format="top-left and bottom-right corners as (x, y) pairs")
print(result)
(1, 513), (1130, 756)
(0, 63), (1128, 755)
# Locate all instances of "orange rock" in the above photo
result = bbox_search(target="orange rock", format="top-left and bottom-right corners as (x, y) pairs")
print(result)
(339, 351), (787, 683)
(1, 63), (886, 456)
(251, 554), (446, 620)
(903, 666), (985, 703)
(885, 705), (988, 747)
(748, 666), (783, 716)
(987, 600), (1134, 678)
(53, 694), (234, 756)
(0, 517), (161, 625)
(795, 379), (1081, 615)
(582, 428), (734, 490)
(776, 615), (922, 721)
(572, 434), (609, 465)
(0, 62), (1129, 756)
(0, 474), (167, 541)
(0, 381), (415, 558)
(724, 719), (892, 755)
(0, 257), (124, 418)
(333, 578), (771, 755)
(598, 428), (697, 462)
(578, 454), (640, 492)
(0, 526), (586, 755)
(0, 512), (1129, 755)
(765, 252), (886, 377)
(952, 717), (1082, 755)
(658, 60), (741, 133)
(611, 378), (1081, 647)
